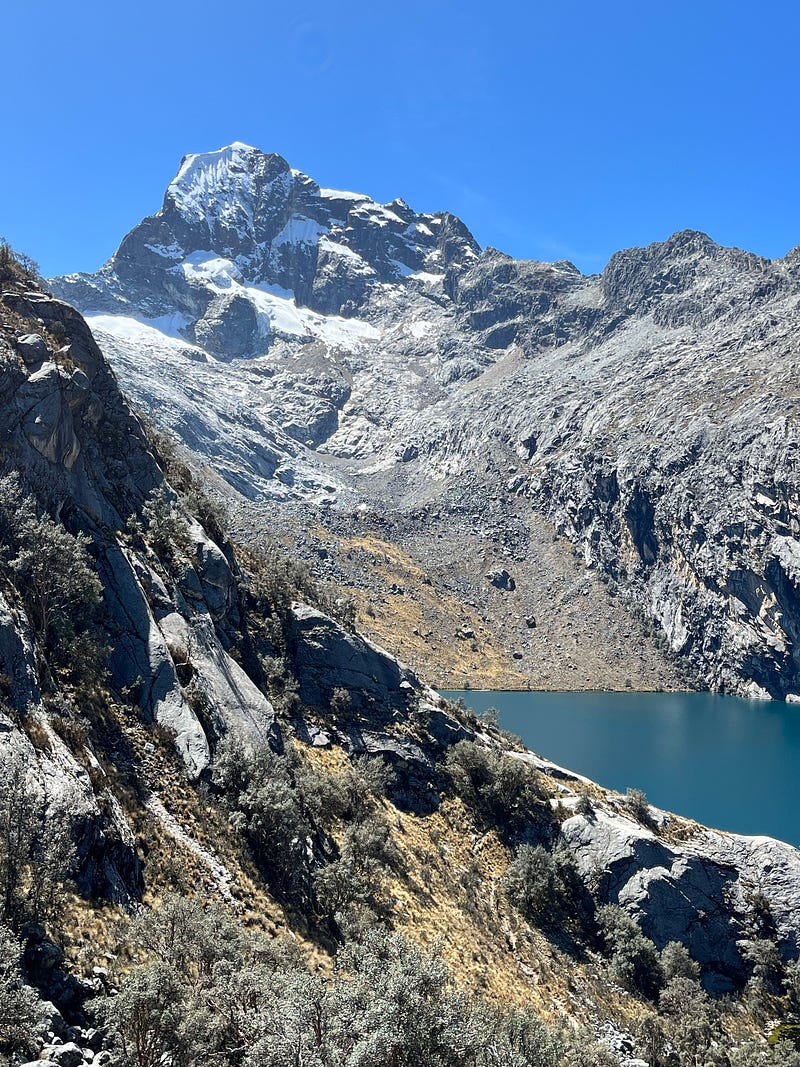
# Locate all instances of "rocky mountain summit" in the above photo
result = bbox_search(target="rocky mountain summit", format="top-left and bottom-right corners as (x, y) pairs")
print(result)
(52, 144), (800, 701)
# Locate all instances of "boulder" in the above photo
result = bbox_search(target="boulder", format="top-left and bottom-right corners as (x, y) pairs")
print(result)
(15, 361), (81, 467)
(16, 332), (49, 367)
(289, 602), (418, 714)
(45, 1041), (85, 1067)
(487, 569), (516, 591)
(560, 805), (800, 992)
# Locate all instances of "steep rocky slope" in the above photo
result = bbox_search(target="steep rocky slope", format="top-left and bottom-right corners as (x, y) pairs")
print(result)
(51, 145), (800, 699)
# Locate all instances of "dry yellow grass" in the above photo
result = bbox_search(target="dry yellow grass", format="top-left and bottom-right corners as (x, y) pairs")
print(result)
(316, 529), (531, 690)
(56, 698), (760, 1048)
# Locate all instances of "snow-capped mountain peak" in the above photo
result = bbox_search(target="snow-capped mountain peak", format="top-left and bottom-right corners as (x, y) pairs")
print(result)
(166, 142), (292, 228)
(53, 142), (481, 345)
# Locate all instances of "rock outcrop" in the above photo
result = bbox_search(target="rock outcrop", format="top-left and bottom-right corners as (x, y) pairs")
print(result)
(0, 274), (283, 903)
(560, 802), (800, 992)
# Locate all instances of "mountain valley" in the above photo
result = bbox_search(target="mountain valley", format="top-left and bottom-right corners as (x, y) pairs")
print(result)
(1, 143), (800, 1067)
(51, 143), (800, 700)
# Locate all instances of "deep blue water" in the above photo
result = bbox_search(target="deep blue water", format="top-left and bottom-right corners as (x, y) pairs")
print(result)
(442, 690), (800, 847)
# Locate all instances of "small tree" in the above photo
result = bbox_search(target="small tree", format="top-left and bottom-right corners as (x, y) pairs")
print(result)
(597, 904), (663, 1000)
(0, 747), (75, 929)
(314, 812), (402, 920)
(741, 938), (784, 998)
(479, 706), (500, 730)
(211, 738), (313, 900)
(503, 844), (559, 923)
(784, 957), (800, 1011)
(575, 790), (594, 817)
(658, 975), (719, 1065)
(97, 962), (187, 1067)
(503, 843), (590, 932)
(142, 488), (188, 561)
(129, 893), (246, 993)
(660, 940), (700, 982)
(445, 741), (550, 842)
(624, 787), (653, 826)
(9, 512), (102, 648)
(0, 923), (44, 1059)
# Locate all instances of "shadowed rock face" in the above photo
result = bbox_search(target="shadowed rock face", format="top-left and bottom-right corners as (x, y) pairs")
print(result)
(0, 280), (286, 900)
(0, 589), (141, 906)
(50, 145), (800, 699)
(289, 603), (413, 713)
(558, 798), (800, 993)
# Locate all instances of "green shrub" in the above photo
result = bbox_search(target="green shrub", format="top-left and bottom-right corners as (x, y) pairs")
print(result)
(445, 741), (551, 842)
(741, 938), (784, 997)
(0, 474), (104, 676)
(574, 790), (594, 817)
(211, 737), (312, 899)
(660, 940), (700, 982)
(0, 923), (43, 1059)
(142, 488), (189, 560)
(96, 961), (188, 1067)
(314, 812), (403, 920)
(658, 976), (720, 1064)
(97, 898), (612, 1067)
(624, 787), (653, 826)
(503, 843), (587, 929)
(0, 747), (75, 929)
(597, 903), (663, 1000)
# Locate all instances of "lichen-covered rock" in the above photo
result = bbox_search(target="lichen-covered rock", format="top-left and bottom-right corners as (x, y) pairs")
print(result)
(560, 803), (800, 992)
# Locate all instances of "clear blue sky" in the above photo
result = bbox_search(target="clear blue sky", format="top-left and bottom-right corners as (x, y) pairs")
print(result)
(3, 0), (799, 277)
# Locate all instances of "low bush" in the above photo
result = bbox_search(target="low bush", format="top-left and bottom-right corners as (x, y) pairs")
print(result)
(99, 911), (579, 1067)
(624, 787), (653, 826)
(503, 843), (590, 931)
(445, 740), (551, 842)
(211, 737), (313, 900)
(0, 923), (43, 1059)
(597, 903), (663, 1000)
(0, 747), (75, 929)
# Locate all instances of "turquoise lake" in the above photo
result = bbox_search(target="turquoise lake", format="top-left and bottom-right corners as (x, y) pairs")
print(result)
(442, 690), (800, 848)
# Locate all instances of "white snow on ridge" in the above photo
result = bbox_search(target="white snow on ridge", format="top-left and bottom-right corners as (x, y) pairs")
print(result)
(172, 142), (258, 189)
(350, 203), (406, 227)
(166, 244), (380, 350)
(409, 271), (445, 284)
(319, 237), (365, 262)
(87, 313), (207, 359)
(168, 143), (262, 227)
(271, 215), (327, 247)
(179, 252), (243, 288)
(319, 187), (369, 202)
(318, 238), (376, 275)
(90, 274), (380, 355)
(144, 241), (184, 260)
(245, 284), (380, 347)
(407, 320), (434, 339)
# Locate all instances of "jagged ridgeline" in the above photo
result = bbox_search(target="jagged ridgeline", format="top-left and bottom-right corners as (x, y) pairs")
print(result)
(49, 143), (800, 700)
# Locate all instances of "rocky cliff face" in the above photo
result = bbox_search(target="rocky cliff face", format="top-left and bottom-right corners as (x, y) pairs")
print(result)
(50, 145), (800, 700)
(0, 262), (446, 903)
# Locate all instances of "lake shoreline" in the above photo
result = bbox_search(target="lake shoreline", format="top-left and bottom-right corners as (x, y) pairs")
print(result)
(442, 689), (800, 845)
